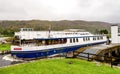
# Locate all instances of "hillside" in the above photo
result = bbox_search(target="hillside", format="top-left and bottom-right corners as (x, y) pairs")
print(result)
(0, 59), (119, 74)
(0, 20), (112, 36)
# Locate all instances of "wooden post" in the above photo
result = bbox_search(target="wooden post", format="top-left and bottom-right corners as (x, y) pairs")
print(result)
(111, 56), (113, 68)
(66, 52), (67, 58)
(73, 51), (74, 56)
(73, 51), (75, 58)
(115, 48), (119, 56)
(88, 53), (90, 61)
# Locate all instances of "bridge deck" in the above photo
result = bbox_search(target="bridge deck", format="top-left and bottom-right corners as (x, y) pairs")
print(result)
(77, 43), (120, 59)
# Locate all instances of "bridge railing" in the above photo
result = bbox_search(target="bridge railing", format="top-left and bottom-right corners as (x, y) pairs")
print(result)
(76, 52), (120, 68)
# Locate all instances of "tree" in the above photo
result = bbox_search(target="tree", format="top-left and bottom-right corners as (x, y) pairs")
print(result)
(1, 29), (14, 37)
(100, 29), (108, 34)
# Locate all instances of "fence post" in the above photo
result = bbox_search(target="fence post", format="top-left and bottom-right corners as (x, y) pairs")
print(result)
(88, 53), (89, 61)
(65, 52), (67, 58)
(73, 51), (74, 58)
(104, 55), (105, 62)
(111, 56), (113, 68)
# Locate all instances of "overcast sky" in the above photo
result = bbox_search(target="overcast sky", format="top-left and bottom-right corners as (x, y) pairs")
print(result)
(0, 0), (120, 23)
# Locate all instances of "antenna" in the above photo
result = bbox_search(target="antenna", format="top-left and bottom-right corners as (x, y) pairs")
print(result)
(48, 25), (51, 38)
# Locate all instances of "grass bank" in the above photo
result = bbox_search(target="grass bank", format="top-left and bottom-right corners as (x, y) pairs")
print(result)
(0, 43), (11, 51)
(0, 59), (120, 74)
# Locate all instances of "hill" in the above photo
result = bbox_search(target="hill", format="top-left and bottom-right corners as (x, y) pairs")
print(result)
(0, 59), (119, 74)
(0, 20), (112, 36)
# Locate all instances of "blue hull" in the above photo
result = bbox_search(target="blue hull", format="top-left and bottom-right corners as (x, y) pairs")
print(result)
(11, 41), (106, 58)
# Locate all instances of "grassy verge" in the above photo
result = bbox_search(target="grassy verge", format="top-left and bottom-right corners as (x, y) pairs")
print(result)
(0, 59), (120, 74)
(0, 43), (11, 51)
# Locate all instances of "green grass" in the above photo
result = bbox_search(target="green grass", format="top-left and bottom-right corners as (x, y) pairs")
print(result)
(0, 43), (11, 51)
(0, 59), (120, 74)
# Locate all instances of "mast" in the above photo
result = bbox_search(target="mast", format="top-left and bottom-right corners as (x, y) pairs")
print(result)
(48, 25), (51, 38)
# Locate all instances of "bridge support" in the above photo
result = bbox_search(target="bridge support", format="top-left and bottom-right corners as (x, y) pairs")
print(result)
(115, 49), (119, 56)
(108, 50), (111, 57)
(66, 51), (74, 58)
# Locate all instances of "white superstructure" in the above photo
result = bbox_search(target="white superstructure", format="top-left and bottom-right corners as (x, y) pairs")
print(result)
(15, 31), (93, 39)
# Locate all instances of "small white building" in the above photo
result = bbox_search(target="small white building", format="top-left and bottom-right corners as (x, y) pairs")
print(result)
(111, 25), (120, 43)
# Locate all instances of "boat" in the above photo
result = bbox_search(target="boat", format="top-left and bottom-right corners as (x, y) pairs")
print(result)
(11, 28), (107, 58)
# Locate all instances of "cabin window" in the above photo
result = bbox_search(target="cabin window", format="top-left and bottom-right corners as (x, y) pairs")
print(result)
(63, 38), (67, 43)
(93, 37), (94, 40)
(97, 37), (100, 40)
(73, 38), (75, 43)
(19, 38), (67, 46)
(70, 39), (72, 43)
(85, 37), (90, 41)
(14, 36), (20, 40)
(95, 37), (96, 40)
(23, 29), (27, 31)
(86, 37), (88, 41)
(100, 36), (103, 39)
(93, 37), (96, 40)
(88, 37), (90, 41)
(84, 37), (86, 41)
(76, 38), (79, 42)
(87, 37), (90, 41)
(83, 38), (85, 41)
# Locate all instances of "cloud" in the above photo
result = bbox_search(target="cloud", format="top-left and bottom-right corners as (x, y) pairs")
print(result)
(0, 0), (120, 23)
